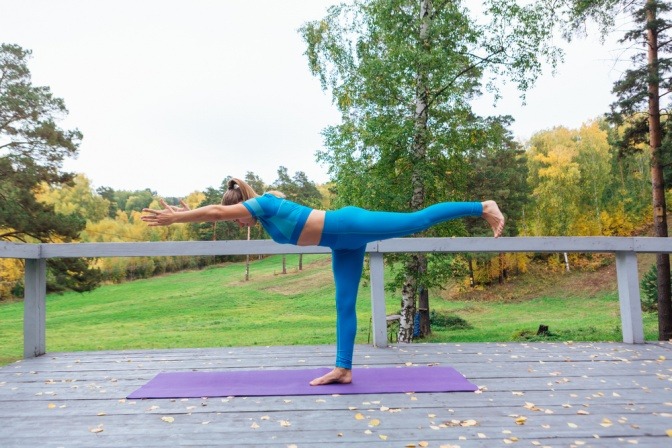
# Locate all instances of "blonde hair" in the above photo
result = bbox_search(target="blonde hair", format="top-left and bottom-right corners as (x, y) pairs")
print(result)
(221, 178), (285, 205)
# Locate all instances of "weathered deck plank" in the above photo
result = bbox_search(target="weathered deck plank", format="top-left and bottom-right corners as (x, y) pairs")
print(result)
(0, 342), (670, 447)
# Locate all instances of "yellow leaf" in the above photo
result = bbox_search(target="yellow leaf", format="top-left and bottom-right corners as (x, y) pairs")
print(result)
(47, 403), (56, 409)
(250, 422), (259, 429)
(279, 420), (291, 427)
(515, 416), (527, 425)
(90, 427), (103, 434)
(355, 413), (365, 420)
(379, 434), (388, 440)
(161, 416), (174, 423)
(666, 429), (672, 437)
(419, 442), (429, 447)
(368, 419), (381, 427)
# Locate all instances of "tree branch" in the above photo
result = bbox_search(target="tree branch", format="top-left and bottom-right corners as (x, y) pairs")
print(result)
(422, 47), (506, 114)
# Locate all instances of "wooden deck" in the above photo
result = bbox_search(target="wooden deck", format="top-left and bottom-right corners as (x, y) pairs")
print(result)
(0, 342), (671, 447)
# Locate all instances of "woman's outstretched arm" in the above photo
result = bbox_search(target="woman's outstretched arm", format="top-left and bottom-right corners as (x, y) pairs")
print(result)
(141, 199), (252, 226)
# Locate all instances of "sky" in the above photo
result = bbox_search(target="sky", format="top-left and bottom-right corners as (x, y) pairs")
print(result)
(1, 0), (627, 197)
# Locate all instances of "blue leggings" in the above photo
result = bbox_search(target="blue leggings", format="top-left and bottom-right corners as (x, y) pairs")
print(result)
(317, 202), (483, 368)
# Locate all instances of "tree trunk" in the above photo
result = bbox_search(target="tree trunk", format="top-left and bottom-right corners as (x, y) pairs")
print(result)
(646, 2), (672, 340)
(469, 256), (475, 287)
(399, 0), (432, 343)
(245, 226), (250, 281)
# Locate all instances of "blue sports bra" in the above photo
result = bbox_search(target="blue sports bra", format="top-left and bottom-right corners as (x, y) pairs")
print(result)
(241, 193), (313, 244)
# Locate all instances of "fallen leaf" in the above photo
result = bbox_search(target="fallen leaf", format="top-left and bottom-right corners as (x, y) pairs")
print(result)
(379, 434), (388, 440)
(665, 429), (672, 437)
(47, 403), (56, 409)
(577, 410), (590, 415)
(355, 413), (365, 420)
(161, 416), (174, 423)
(364, 429), (373, 435)
(368, 419), (381, 427)
(568, 422), (578, 428)
(515, 416), (527, 425)
(279, 420), (291, 427)
(89, 427), (103, 434)
(250, 422), (259, 429)
(419, 442), (429, 447)
(601, 418), (613, 428)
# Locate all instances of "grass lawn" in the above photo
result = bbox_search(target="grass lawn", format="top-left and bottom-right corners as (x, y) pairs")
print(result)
(0, 254), (660, 366)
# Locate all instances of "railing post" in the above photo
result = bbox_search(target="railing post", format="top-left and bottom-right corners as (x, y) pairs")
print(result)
(369, 251), (387, 347)
(24, 258), (47, 358)
(615, 251), (645, 344)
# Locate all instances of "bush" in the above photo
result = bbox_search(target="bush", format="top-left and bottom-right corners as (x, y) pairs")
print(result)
(429, 311), (472, 330)
(640, 264), (661, 312)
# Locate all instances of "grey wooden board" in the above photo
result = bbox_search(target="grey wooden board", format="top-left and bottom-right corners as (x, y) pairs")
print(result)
(0, 342), (670, 448)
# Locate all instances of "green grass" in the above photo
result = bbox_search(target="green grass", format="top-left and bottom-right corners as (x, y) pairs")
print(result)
(0, 254), (660, 366)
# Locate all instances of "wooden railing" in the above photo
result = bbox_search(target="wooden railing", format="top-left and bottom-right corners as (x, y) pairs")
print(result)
(2, 236), (670, 358)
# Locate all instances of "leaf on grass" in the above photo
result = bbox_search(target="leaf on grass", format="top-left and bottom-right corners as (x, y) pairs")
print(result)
(161, 416), (174, 423)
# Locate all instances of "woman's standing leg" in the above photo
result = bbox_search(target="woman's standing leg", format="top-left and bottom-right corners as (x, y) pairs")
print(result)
(310, 245), (366, 385)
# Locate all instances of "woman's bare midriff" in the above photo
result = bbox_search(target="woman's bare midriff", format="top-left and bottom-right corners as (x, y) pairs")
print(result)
(297, 210), (326, 246)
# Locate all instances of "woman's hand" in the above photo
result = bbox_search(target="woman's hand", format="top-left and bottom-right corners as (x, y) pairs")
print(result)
(167, 199), (190, 213)
(141, 199), (183, 226)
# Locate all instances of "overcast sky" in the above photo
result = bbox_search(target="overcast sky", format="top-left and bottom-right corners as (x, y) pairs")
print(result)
(1, 0), (627, 197)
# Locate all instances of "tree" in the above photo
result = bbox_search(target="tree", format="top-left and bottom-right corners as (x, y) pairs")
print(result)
(561, 0), (672, 339)
(301, 0), (560, 341)
(37, 174), (110, 223)
(0, 43), (99, 295)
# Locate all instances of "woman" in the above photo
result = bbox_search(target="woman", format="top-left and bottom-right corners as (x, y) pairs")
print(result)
(142, 178), (505, 386)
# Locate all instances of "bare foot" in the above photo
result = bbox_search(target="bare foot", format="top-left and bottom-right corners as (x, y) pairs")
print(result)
(309, 367), (352, 386)
(481, 200), (505, 238)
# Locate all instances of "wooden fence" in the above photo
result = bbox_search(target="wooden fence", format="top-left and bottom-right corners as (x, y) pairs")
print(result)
(2, 236), (670, 358)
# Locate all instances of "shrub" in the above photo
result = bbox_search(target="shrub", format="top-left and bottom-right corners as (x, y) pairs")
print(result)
(640, 264), (661, 313)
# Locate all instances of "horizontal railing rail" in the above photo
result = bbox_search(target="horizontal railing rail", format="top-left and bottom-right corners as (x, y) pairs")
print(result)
(1, 237), (666, 358)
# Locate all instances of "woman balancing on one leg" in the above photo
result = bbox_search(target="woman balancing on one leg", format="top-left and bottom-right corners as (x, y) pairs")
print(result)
(142, 178), (505, 386)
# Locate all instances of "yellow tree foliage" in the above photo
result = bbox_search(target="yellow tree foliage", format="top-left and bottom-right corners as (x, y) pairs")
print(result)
(35, 174), (110, 223)
(0, 258), (23, 299)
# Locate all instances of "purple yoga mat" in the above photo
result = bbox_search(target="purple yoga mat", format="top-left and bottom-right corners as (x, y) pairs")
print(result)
(127, 366), (478, 399)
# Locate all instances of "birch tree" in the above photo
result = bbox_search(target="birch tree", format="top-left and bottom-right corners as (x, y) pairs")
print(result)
(301, 0), (560, 341)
